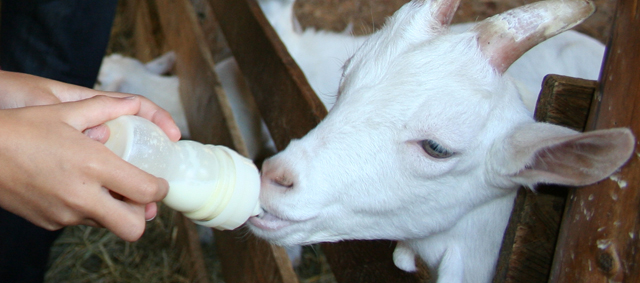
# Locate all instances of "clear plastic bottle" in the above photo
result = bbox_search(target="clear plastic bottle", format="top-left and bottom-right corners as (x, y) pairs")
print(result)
(104, 115), (261, 230)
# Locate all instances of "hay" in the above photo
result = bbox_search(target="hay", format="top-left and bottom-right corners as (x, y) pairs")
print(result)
(44, 204), (334, 282)
(45, 206), (202, 283)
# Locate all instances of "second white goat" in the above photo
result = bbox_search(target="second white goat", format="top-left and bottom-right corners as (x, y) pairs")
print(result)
(96, 51), (190, 138)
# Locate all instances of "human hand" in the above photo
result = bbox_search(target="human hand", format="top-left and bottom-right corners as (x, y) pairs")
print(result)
(0, 70), (181, 142)
(0, 95), (171, 242)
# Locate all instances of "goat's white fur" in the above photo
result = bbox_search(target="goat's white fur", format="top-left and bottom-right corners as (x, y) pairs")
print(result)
(248, 1), (635, 283)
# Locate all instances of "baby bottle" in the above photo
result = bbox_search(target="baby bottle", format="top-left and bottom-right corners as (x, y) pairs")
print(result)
(103, 115), (261, 230)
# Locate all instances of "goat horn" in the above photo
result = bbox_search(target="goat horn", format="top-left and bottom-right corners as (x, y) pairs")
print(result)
(473, 0), (595, 73)
(429, 0), (462, 26)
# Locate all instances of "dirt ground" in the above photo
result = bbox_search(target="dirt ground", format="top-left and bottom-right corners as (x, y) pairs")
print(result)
(46, 0), (616, 282)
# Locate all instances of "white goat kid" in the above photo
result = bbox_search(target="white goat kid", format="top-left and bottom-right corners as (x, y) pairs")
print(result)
(249, 0), (635, 282)
(96, 51), (190, 138)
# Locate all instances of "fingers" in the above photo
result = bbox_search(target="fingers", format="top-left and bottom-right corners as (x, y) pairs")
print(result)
(140, 107), (182, 142)
(66, 173), (163, 241)
(80, 203), (158, 229)
(95, 92), (182, 142)
(60, 95), (171, 202)
(93, 193), (148, 242)
(100, 160), (170, 205)
(82, 194), (160, 241)
(20, 74), (180, 140)
(145, 203), (158, 221)
(83, 124), (110, 143)
(61, 95), (142, 131)
(78, 219), (104, 228)
(50, 94), (173, 241)
(61, 94), (180, 142)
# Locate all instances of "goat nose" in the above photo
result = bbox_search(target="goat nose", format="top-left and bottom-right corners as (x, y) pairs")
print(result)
(261, 158), (295, 191)
(271, 174), (294, 189)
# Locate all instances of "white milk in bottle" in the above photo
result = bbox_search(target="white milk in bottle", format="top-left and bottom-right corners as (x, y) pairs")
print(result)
(104, 115), (261, 230)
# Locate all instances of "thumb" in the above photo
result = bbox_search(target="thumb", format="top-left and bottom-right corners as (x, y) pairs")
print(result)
(62, 95), (142, 131)
(83, 124), (110, 144)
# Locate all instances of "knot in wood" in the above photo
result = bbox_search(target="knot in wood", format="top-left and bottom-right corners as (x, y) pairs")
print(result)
(597, 252), (614, 274)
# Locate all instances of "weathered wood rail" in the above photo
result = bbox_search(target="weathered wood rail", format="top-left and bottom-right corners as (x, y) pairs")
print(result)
(550, 0), (640, 281)
(125, 0), (638, 282)
(494, 75), (598, 283)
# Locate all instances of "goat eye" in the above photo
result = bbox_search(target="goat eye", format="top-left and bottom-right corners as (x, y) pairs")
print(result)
(419, 140), (454, 159)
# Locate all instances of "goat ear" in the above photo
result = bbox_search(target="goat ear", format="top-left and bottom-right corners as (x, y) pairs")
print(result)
(144, 51), (177, 75)
(473, 0), (595, 73)
(493, 123), (635, 188)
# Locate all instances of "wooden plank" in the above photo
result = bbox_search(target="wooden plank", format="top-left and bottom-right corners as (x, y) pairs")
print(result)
(189, 0), (232, 63)
(152, 0), (298, 282)
(174, 212), (212, 283)
(153, 0), (243, 152)
(493, 75), (597, 283)
(208, 0), (426, 281)
(493, 188), (568, 283)
(549, 0), (640, 282)
(322, 240), (431, 282)
(132, 0), (163, 61)
(534, 75), (598, 132)
(207, 0), (326, 150)
(131, 1), (210, 282)
(214, 231), (298, 283)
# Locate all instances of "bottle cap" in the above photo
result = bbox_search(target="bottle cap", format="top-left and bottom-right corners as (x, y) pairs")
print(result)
(191, 146), (262, 230)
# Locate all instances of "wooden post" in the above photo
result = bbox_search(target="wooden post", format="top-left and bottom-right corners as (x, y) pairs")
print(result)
(207, 0), (326, 149)
(148, 0), (299, 282)
(549, 0), (640, 282)
(493, 75), (597, 283)
(173, 212), (212, 283)
(132, 0), (164, 61)
(130, 1), (211, 282)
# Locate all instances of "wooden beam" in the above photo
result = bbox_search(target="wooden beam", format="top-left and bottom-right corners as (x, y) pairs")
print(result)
(493, 75), (597, 283)
(131, 1), (210, 282)
(132, 0), (163, 61)
(214, 229), (299, 283)
(153, 0), (243, 151)
(152, 0), (298, 282)
(534, 75), (598, 132)
(174, 212), (212, 283)
(207, 0), (326, 150)
(322, 240), (431, 282)
(549, 0), (640, 281)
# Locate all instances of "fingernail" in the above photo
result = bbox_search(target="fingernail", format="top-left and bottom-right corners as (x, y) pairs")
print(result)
(122, 95), (137, 100)
(146, 215), (156, 222)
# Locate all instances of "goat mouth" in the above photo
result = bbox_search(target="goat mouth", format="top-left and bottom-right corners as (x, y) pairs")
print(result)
(249, 209), (294, 231)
